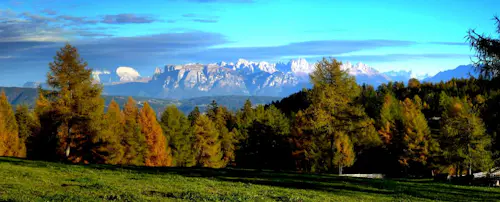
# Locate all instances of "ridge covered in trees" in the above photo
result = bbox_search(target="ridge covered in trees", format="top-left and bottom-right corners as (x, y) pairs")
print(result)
(1, 18), (500, 177)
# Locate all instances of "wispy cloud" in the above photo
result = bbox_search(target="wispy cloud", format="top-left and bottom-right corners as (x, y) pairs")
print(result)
(430, 41), (468, 46)
(58, 15), (99, 25)
(182, 13), (219, 23)
(40, 9), (57, 15)
(101, 14), (159, 24)
(192, 19), (218, 23)
(334, 53), (471, 62)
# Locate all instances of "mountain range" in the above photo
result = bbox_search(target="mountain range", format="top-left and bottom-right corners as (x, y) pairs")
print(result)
(23, 59), (477, 99)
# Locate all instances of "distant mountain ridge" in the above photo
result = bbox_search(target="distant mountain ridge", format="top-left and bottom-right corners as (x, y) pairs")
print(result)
(23, 59), (478, 99)
(423, 64), (478, 83)
(92, 58), (391, 99)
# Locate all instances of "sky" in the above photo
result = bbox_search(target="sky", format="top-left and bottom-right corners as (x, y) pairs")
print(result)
(0, 0), (499, 86)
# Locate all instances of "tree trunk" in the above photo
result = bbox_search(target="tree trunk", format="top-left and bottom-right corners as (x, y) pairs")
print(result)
(65, 124), (71, 158)
(339, 165), (343, 175)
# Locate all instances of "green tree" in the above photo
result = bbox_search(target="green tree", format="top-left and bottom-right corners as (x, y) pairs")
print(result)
(192, 115), (223, 168)
(398, 98), (437, 171)
(188, 106), (201, 125)
(101, 100), (125, 164)
(15, 105), (36, 145)
(307, 58), (380, 172)
(441, 97), (493, 175)
(160, 105), (195, 167)
(121, 97), (146, 166)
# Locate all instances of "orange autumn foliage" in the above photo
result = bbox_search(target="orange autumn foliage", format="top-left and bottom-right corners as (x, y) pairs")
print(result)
(139, 102), (172, 167)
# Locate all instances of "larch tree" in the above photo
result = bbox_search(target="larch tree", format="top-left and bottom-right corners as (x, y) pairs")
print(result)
(121, 97), (146, 166)
(42, 43), (106, 163)
(14, 105), (35, 147)
(207, 101), (236, 167)
(160, 105), (195, 167)
(0, 91), (25, 157)
(440, 97), (493, 175)
(101, 100), (126, 164)
(192, 115), (223, 168)
(398, 98), (436, 171)
(139, 102), (172, 167)
(307, 58), (380, 172)
(333, 131), (355, 174)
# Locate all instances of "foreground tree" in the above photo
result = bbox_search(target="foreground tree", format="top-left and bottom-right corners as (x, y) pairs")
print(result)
(307, 58), (380, 172)
(139, 102), (172, 167)
(0, 91), (25, 157)
(440, 96), (493, 175)
(467, 16), (500, 79)
(39, 44), (105, 163)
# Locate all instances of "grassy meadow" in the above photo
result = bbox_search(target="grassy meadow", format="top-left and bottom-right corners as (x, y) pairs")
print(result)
(1, 158), (500, 201)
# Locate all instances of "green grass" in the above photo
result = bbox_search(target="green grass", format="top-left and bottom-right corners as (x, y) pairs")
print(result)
(0, 158), (499, 201)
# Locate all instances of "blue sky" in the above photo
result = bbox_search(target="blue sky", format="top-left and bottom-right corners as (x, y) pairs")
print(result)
(0, 0), (498, 86)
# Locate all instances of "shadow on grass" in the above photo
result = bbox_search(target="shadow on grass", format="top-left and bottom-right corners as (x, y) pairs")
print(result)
(2, 157), (500, 201)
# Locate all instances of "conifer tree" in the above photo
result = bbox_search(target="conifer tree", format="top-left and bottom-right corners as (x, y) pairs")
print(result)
(192, 115), (223, 168)
(121, 97), (146, 166)
(160, 105), (195, 167)
(0, 91), (25, 157)
(14, 105), (35, 147)
(398, 98), (436, 170)
(188, 106), (201, 125)
(441, 97), (493, 174)
(333, 131), (355, 174)
(139, 102), (172, 167)
(42, 44), (105, 163)
(28, 93), (59, 160)
(307, 58), (380, 172)
(101, 100), (125, 164)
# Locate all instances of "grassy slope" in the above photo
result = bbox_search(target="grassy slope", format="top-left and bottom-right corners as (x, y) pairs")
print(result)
(1, 158), (499, 201)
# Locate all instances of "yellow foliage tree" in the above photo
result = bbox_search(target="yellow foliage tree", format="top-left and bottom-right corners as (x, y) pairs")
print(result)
(0, 91), (25, 157)
(139, 102), (172, 167)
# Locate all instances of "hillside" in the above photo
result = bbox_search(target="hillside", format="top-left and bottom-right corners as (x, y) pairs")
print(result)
(0, 87), (280, 114)
(1, 157), (499, 201)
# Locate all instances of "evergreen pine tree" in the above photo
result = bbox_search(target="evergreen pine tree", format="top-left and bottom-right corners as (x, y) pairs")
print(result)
(160, 105), (195, 167)
(193, 115), (223, 168)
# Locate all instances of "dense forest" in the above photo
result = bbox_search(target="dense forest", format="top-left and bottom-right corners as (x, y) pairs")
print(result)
(0, 18), (499, 177)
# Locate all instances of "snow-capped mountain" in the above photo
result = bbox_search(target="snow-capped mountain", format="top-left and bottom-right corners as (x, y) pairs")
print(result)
(98, 58), (391, 99)
(340, 62), (391, 86)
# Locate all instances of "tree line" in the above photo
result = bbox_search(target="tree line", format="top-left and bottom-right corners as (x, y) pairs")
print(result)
(0, 17), (499, 177)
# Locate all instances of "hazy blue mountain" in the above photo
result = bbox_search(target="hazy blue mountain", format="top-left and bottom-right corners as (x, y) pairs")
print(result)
(423, 65), (478, 83)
